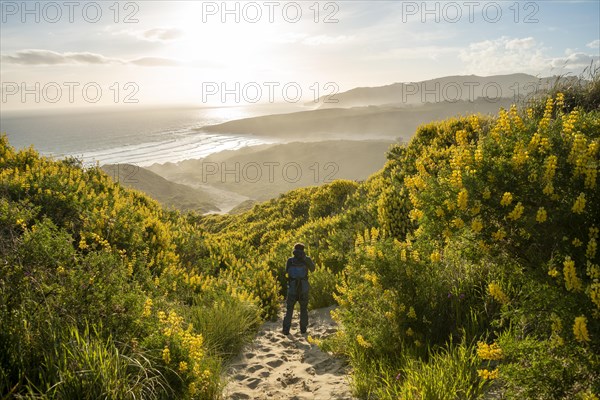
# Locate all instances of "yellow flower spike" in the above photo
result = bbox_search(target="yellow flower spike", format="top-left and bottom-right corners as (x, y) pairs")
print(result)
(430, 251), (441, 263)
(482, 187), (491, 200)
(508, 202), (524, 220)
(356, 334), (372, 348)
(471, 217), (483, 233)
(476, 341), (503, 360)
(586, 238), (597, 259)
(488, 283), (509, 304)
(573, 316), (591, 343)
(408, 307), (417, 319)
(162, 347), (171, 364)
(563, 257), (582, 292)
(543, 183), (555, 196)
(492, 228), (506, 241)
(142, 298), (153, 318)
(453, 217), (465, 229)
(477, 368), (500, 380)
(500, 192), (513, 206)
(457, 188), (468, 210)
(179, 361), (188, 372)
(536, 207), (547, 223)
(572, 193), (586, 214)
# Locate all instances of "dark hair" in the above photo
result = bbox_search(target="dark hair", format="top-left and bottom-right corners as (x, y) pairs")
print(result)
(293, 243), (305, 251)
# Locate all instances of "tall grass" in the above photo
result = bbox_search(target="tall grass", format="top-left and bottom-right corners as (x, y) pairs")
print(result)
(191, 294), (261, 360)
(19, 325), (173, 400)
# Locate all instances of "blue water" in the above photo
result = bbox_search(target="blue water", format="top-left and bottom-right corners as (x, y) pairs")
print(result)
(0, 104), (297, 166)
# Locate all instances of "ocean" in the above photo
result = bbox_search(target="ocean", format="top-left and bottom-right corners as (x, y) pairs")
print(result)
(0, 105), (297, 167)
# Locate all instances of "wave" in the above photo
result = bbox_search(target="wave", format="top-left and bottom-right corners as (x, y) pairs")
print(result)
(43, 129), (274, 167)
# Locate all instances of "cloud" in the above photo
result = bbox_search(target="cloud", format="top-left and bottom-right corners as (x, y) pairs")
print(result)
(459, 36), (599, 75)
(587, 39), (600, 49)
(1, 49), (180, 67)
(0, 49), (120, 65)
(139, 28), (184, 42)
(550, 52), (598, 69)
(130, 57), (181, 67)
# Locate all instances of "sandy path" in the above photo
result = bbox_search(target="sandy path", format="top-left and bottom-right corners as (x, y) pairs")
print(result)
(223, 306), (355, 400)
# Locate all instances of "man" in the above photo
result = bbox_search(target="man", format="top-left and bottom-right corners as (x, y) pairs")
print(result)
(282, 243), (316, 335)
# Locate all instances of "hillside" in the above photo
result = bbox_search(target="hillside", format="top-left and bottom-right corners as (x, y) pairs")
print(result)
(198, 81), (600, 399)
(1, 79), (598, 400)
(201, 98), (514, 139)
(311, 73), (565, 108)
(101, 163), (219, 213)
(149, 139), (393, 201)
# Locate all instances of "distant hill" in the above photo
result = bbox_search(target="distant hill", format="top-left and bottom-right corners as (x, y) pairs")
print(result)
(311, 73), (563, 108)
(148, 140), (393, 202)
(101, 164), (219, 213)
(201, 98), (514, 139)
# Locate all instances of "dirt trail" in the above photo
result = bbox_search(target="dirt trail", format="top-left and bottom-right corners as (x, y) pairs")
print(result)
(223, 306), (355, 400)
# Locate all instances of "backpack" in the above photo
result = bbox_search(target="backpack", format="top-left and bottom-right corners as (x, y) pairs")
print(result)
(288, 264), (308, 280)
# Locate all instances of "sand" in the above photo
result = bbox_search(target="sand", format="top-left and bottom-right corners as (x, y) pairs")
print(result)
(223, 306), (355, 400)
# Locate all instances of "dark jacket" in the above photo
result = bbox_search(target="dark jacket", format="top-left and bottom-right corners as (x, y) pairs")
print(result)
(286, 249), (316, 278)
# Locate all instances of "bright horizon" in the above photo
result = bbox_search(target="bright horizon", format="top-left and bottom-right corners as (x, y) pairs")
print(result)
(1, 0), (599, 111)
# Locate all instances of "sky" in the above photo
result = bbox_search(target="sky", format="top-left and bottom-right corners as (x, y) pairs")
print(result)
(1, 0), (599, 110)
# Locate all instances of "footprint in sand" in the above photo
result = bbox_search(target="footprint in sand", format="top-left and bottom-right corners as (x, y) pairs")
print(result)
(223, 306), (355, 399)
(246, 365), (263, 373)
(266, 359), (284, 368)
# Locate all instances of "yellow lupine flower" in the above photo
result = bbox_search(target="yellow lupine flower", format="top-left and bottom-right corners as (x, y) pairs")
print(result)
(536, 207), (547, 223)
(572, 193), (586, 214)
(179, 361), (188, 372)
(492, 228), (506, 241)
(411, 250), (420, 262)
(162, 347), (171, 364)
(500, 192), (513, 206)
(488, 282), (509, 304)
(589, 283), (600, 309)
(482, 187), (491, 200)
(142, 298), (153, 318)
(476, 341), (503, 360)
(408, 307), (417, 319)
(507, 202), (524, 220)
(457, 189), (468, 210)
(573, 316), (590, 343)
(477, 368), (500, 380)
(563, 257), (582, 292)
(453, 217), (465, 229)
(356, 334), (372, 348)
(430, 251), (441, 263)
(586, 238), (597, 259)
(548, 268), (559, 278)
(471, 217), (483, 233)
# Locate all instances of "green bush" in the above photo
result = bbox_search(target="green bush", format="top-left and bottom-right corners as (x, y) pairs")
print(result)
(191, 291), (261, 358)
(308, 264), (339, 310)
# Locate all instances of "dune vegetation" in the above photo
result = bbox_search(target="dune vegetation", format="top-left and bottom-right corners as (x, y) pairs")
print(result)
(1, 77), (599, 399)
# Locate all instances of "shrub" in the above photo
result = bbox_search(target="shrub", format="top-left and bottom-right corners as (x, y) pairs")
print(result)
(308, 264), (339, 310)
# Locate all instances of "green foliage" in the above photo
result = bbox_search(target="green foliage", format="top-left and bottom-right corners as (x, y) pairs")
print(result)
(497, 330), (600, 399)
(191, 287), (262, 358)
(2, 76), (599, 399)
(23, 325), (172, 400)
(308, 264), (339, 310)
(370, 341), (485, 400)
(0, 136), (262, 398)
